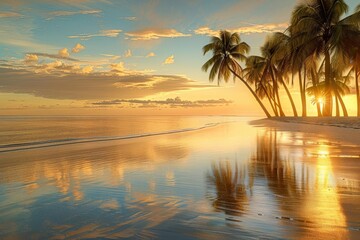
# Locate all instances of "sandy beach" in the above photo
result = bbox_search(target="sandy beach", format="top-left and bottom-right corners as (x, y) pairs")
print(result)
(251, 117), (360, 145)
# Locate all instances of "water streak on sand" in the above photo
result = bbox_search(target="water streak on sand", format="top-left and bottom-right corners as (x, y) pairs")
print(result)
(0, 122), (223, 153)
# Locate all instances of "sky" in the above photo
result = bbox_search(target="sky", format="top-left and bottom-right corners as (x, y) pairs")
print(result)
(0, 0), (359, 116)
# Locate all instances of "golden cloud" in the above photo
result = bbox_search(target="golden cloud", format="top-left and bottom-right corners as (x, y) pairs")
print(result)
(72, 43), (85, 53)
(0, 11), (22, 18)
(146, 52), (156, 58)
(125, 28), (191, 41)
(0, 63), (213, 100)
(58, 48), (70, 58)
(194, 23), (288, 36)
(92, 97), (232, 108)
(24, 54), (39, 63)
(46, 10), (101, 19)
(68, 29), (122, 40)
(163, 55), (174, 65)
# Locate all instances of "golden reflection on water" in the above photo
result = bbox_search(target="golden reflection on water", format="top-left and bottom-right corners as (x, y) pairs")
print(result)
(0, 121), (359, 239)
(208, 129), (354, 239)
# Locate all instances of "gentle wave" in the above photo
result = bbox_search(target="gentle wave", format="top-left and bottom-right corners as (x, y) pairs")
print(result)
(0, 122), (223, 153)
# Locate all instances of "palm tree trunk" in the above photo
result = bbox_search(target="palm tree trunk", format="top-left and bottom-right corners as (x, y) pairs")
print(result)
(270, 68), (285, 116)
(275, 89), (285, 116)
(265, 89), (278, 116)
(298, 68), (306, 117)
(279, 77), (298, 116)
(335, 96), (340, 117)
(258, 81), (278, 116)
(303, 66), (307, 117)
(356, 68), (360, 117)
(310, 70), (322, 117)
(334, 89), (348, 117)
(228, 67), (272, 118)
(324, 49), (332, 116)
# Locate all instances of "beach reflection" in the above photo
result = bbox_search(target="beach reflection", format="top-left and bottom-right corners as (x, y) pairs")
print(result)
(0, 120), (359, 239)
(207, 161), (253, 216)
(208, 129), (355, 239)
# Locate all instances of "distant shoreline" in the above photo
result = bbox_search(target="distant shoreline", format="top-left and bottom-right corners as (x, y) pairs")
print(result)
(250, 117), (360, 145)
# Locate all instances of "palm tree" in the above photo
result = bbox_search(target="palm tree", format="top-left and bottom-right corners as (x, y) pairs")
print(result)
(307, 69), (350, 116)
(290, 0), (360, 116)
(202, 30), (272, 118)
(270, 32), (299, 117)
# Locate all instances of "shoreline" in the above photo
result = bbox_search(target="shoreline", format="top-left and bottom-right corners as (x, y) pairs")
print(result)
(250, 117), (360, 145)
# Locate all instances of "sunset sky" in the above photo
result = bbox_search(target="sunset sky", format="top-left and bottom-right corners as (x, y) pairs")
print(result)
(0, 0), (359, 116)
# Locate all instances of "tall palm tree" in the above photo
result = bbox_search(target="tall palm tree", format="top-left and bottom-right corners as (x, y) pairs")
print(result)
(290, 0), (360, 116)
(270, 32), (299, 117)
(202, 31), (272, 118)
(244, 55), (279, 116)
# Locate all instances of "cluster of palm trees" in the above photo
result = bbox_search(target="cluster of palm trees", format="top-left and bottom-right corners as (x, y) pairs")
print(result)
(202, 0), (360, 117)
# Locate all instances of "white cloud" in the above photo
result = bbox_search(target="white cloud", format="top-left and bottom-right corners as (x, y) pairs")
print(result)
(123, 16), (136, 21)
(124, 49), (132, 58)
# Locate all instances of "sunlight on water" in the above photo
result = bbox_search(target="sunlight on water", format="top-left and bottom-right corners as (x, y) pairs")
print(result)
(0, 116), (359, 239)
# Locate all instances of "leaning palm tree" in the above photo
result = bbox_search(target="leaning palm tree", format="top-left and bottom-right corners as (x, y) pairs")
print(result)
(290, 0), (360, 116)
(202, 30), (271, 118)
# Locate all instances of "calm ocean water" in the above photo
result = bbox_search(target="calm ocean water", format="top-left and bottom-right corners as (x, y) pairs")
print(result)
(0, 116), (359, 239)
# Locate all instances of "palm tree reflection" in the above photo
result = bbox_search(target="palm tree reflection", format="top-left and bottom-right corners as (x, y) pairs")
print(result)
(207, 129), (352, 238)
(207, 161), (253, 216)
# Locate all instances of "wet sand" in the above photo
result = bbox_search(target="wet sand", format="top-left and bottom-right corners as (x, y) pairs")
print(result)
(0, 118), (359, 239)
(251, 117), (360, 145)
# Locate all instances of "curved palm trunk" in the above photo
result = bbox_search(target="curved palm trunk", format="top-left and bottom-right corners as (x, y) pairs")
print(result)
(270, 68), (285, 116)
(323, 50), (333, 116)
(335, 96), (340, 117)
(356, 69), (360, 117)
(298, 68), (307, 117)
(263, 87), (278, 116)
(310, 70), (322, 117)
(279, 77), (298, 117)
(228, 67), (272, 118)
(334, 89), (348, 117)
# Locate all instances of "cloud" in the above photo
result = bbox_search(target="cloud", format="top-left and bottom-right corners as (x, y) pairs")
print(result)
(123, 16), (136, 21)
(194, 23), (288, 36)
(0, 11), (22, 18)
(109, 61), (154, 76)
(124, 49), (132, 58)
(92, 97), (232, 108)
(27, 52), (78, 61)
(146, 52), (156, 58)
(0, 65), (213, 100)
(0, 0), (110, 8)
(194, 27), (218, 36)
(125, 28), (191, 41)
(163, 55), (174, 65)
(101, 54), (121, 60)
(46, 9), (101, 19)
(24, 54), (38, 63)
(58, 48), (70, 58)
(68, 29), (122, 40)
(72, 43), (85, 53)
(81, 65), (93, 74)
